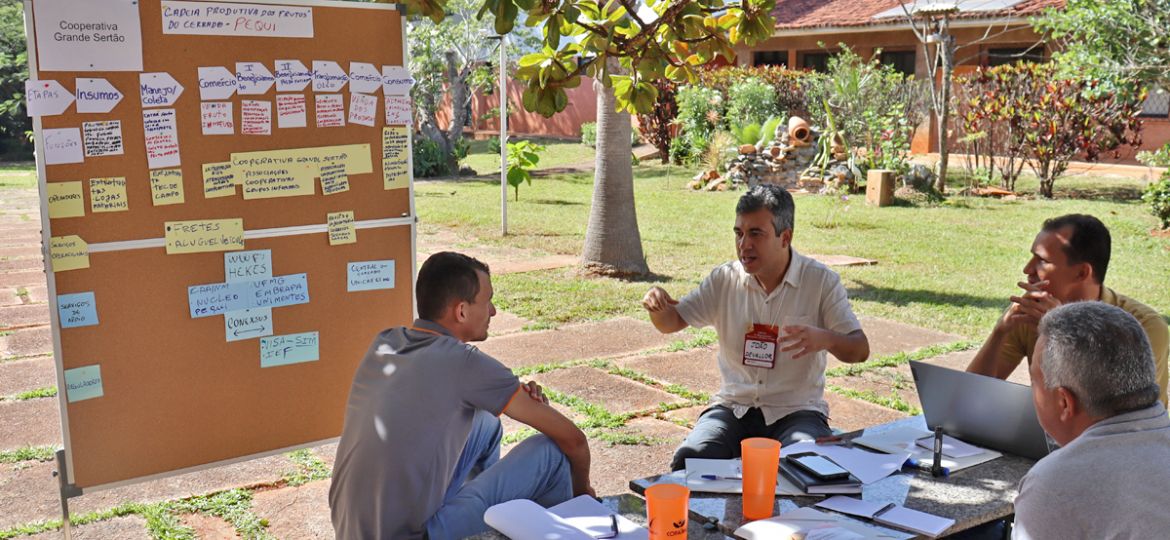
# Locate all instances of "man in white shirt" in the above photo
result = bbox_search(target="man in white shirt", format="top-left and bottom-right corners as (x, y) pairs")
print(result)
(643, 185), (870, 470)
(1013, 302), (1170, 539)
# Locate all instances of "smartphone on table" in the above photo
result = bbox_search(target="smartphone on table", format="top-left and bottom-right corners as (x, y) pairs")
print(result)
(786, 452), (850, 481)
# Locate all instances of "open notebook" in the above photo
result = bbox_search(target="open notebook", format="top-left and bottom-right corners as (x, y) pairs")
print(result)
(733, 506), (913, 540)
(815, 496), (955, 538)
(484, 495), (648, 540)
(852, 426), (1002, 473)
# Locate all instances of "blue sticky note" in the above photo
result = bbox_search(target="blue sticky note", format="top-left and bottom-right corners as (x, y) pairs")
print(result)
(347, 260), (395, 292)
(260, 332), (319, 368)
(188, 273), (309, 318)
(225, 249), (272, 282)
(225, 308), (273, 342)
(64, 365), (103, 402)
(57, 292), (98, 328)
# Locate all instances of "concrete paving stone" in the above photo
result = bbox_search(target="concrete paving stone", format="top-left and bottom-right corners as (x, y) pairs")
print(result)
(614, 347), (721, 397)
(477, 317), (673, 368)
(489, 255), (579, 275)
(0, 246), (42, 260)
(312, 441), (339, 472)
(925, 349), (1032, 386)
(487, 310), (532, 337)
(0, 356), (56, 397)
(0, 398), (61, 449)
(824, 392), (909, 433)
(661, 405), (708, 428)
(587, 417), (688, 497)
(0, 303), (51, 330)
(251, 479), (333, 540)
(1, 326), (54, 358)
(0, 270), (45, 289)
(27, 285), (48, 304)
(0, 287), (21, 306)
(533, 366), (686, 415)
(809, 254), (877, 267)
(179, 512), (240, 539)
(827, 316), (963, 370)
(0, 453), (298, 530)
(25, 515), (152, 540)
(828, 367), (921, 413)
(0, 258), (44, 273)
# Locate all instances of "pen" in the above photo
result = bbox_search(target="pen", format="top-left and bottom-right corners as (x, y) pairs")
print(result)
(932, 426), (944, 477)
(700, 474), (743, 480)
(903, 457), (949, 477)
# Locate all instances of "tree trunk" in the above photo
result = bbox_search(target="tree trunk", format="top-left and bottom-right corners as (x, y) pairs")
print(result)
(581, 79), (649, 276)
(934, 34), (954, 194)
(443, 51), (468, 175)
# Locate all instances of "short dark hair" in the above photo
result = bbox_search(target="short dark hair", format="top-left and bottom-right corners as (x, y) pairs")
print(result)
(416, 252), (490, 320)
(736, 184), (795, 236)
(1041, 214), (1111, 283)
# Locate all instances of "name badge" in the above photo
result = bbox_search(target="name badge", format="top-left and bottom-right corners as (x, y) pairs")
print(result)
(743, 323), (778, 369)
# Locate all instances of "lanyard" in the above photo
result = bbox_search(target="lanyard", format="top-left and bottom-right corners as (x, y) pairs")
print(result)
(409, 326), (442, 336)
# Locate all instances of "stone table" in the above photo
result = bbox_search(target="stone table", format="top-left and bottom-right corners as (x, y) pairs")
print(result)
(630, 416), (1036, 539)
(472, 493), (733, 539)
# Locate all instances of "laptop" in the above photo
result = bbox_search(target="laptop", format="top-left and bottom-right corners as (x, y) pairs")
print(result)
(909, 360), (1052, 460)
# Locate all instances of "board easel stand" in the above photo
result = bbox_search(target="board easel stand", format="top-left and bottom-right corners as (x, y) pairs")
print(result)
(53, 450), (81, 540)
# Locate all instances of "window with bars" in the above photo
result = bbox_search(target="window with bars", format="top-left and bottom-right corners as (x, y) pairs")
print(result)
(987, 46), (1045, 67)
(753, 50), (788, 68)
(1141, 88), (1170, 118)
(879, 50), (916, 76)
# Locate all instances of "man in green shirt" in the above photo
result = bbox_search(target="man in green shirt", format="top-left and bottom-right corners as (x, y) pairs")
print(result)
(967, 214), (1169, 406)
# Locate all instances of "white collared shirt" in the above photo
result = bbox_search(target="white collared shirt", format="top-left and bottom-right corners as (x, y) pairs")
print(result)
(675, 250), (861, 425)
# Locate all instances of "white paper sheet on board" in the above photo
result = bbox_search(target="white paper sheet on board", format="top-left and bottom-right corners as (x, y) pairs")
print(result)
(33, 0), (143, 72)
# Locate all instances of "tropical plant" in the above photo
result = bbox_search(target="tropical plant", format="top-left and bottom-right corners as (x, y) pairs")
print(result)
(580, 122), (598, 147)
(413, 137), (450, 177)
(758, 116), (785, 148)
(0, 1), (31, 158)
(635, 79), (679, 164)
(730, 123), (762, 146)
(1138, 144), (1170, 229)
(956, 65), (1034, 191)
(703, 131), (735, 174)
(698, 65), (812, 118)
(725, 77), (777, 130)
(673, 85), (723, 163)
(505, 139), (544, 200)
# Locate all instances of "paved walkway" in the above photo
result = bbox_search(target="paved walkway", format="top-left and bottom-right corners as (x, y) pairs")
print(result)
(0, 186), (1005, 538)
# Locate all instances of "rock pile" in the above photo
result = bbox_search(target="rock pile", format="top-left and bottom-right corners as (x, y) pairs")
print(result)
(688, 116), (821, 191)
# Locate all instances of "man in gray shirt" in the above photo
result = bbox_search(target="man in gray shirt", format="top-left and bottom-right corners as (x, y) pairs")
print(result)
(1014, 302), (1170, 539)
(330, 252), (594, 539)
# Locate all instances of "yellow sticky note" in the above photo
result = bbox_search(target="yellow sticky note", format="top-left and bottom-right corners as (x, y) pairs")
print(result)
(165, 219), (245, 254)
(50, 235), (89, 272)
(239, 162), (317, 200)
(320, 162), (349, 195)
(47, 181), (85, 218)
(231, 144), (371, 200)
(203, 162), (236, 199)
(382, 126), (410, 190)
(150, 169), (186, 206)
(89, 177), (128, 213)
(327, 211), (356, 245)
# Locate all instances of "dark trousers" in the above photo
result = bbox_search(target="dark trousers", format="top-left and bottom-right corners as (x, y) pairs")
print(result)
(670, 405), (832, 471)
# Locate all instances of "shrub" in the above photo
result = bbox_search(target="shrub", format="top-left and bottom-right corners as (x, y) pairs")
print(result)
(506, 140), (545, 200)
(674, 85), (723, 163)
(635, 79), (678, 164)
(580, 122), (597, 148)
(1138, 144), (1170, 229)
(725, 78), (778, 130)
(486, 135), (501, 155)
(669, 136), (693, 165)
(413, 137), (449, 177)
(698, 66), (812, 118)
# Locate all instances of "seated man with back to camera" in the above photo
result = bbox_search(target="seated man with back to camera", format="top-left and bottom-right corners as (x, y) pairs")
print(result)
(329, 252), (594, 539)
(967, 214), (1168, 405)
(1014, 301), (1170, 538)
(642, 184), (870, 471)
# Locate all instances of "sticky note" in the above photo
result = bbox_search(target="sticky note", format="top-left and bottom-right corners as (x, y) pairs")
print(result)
(327, 211), (356, 246)
(385, 95), (411, 125)
(226, 308), (273, 342)
(241, 100), (272, 135)
(200, 101), (234, 135)
(315, 94), (345, 127)
(47, 181), (85, 218)
(347, 260), (395, 292)
(260, 332), (319, 368)
(276, 94), (307, 128)
(64, 365), (103, 402)
(203, 162), (236, 198)
(89, 177), (128, 213)
(43, 127), (84, 165)
(165, 218), (244, 255)
(142, 108), (181, 169)
(320, 162), (349, 195)
(150, 168), (186, 206)
(188, 273), (309, 318)
(57, 292), (98, 328)
(232, 144), (371, 200)
(382, 126), (410, 190)
(225, 249), (272, 281)
(49, 235), (88, 272)
(82, 120), (124, 157)
(349, 93), (377, 127)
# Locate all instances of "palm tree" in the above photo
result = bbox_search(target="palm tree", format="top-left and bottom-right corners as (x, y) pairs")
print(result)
(581, 78), (648, 276)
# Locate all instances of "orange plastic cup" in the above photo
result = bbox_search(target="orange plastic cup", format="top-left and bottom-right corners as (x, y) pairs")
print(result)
(646, 482), (689, 540)
(741, 437), (781, 521)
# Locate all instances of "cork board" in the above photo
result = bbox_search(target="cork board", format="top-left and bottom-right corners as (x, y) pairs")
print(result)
(26, 0), (413, 489)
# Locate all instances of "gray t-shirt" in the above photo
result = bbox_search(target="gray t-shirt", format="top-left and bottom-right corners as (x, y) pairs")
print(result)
(329, 319), (520, 539)
(1013, 402), (1170, 539)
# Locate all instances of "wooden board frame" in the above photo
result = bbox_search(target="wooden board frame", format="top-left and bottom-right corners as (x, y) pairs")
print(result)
(24, 0), (416, 492)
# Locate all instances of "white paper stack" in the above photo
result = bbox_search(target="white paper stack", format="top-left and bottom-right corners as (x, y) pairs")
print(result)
(484, 495), (648, 540)
(816, 496), (955, 538)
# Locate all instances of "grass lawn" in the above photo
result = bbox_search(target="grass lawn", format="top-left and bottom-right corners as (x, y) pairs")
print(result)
(417, 163), (1170, 338)
(460, 137), (596, 176)
(0, 162), (36, 190)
